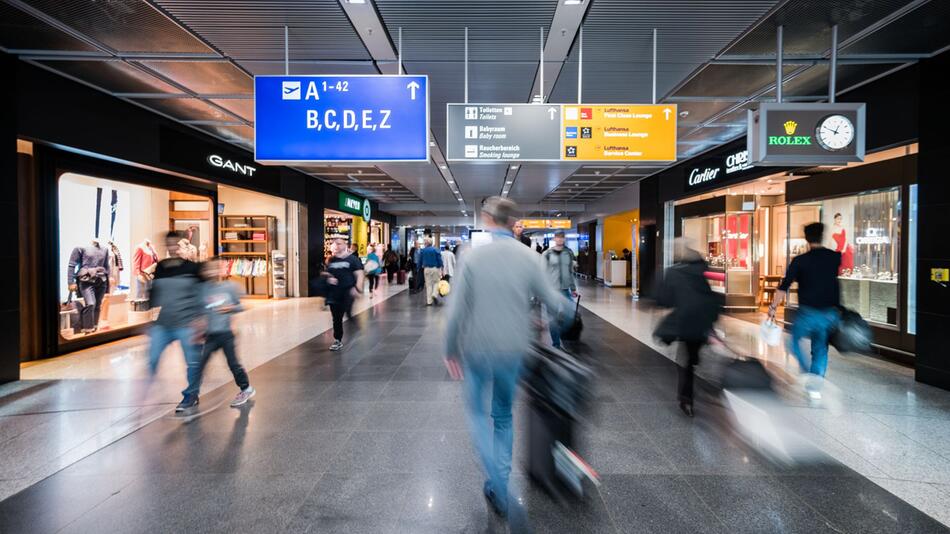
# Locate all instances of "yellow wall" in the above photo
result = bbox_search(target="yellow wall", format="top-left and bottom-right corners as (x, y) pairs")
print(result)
(602, 209), (639, 259)
(351, 216), (369, 256)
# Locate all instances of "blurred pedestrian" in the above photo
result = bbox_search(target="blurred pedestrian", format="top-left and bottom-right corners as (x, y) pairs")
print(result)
(419, 237), (444, 305)
(364, 244), (382, 299)
(445, 196), (573, 518)
(541, 230), (578, 348)
(383, 245), (400, 284)
(181, 258), (255, 409)
(513, 219), (532, 248)
(409, 241), (423, 294)
(441, 244), (456, 281)
(147, 231), (205, 415)
(770, 222), (841, 400)
(655, 238), (722, 417)
(324, 237), (364, 351)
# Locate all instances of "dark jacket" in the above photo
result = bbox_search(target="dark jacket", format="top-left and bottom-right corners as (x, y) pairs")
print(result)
(654, 258), (722, 343)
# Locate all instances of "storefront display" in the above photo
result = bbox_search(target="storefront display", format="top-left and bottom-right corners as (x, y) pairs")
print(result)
(58, 172), (212, 341)
(788, 188), (900, 326)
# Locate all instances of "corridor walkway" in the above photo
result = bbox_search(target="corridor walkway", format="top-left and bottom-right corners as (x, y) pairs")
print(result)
(578, 281), (950, 527)
(1, 289), (945, 533)
(0, 283), (407, 501)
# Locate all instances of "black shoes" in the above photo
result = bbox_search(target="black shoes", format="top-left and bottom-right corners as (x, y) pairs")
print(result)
(679, 401), (694, 418)
(483, 480), (508, 518)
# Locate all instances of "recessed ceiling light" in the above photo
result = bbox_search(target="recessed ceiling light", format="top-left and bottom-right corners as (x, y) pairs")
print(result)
(429, 141), (436, 146)
(510, 165), (519, 169)
(564, 0), (582, 5)
(447, 180), (454, 183)
(440, 165), (447, 169)
(506, 181), (513, 184)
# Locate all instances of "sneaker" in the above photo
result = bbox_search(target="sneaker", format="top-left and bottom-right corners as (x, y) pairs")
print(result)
(483, 480), (507, 518)
(230, 386), (256, 407)
(329, 340), (343, 351)
(175, 396), (199, 414)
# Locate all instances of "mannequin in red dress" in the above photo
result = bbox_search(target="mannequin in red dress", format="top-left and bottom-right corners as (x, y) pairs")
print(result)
(831, 213), (854, 274)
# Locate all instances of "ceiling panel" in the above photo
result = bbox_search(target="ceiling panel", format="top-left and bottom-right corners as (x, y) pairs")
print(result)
(843, 1), (950, 55)
(724, 0), (919, 56)
(209, 98), (253, 122)
(236, 60), (379, 76)
(675, 64), (800, 98)
(34, 59), (180, 94)
(374, 0), (557, 62)
(133, 96), (240, 122)
(0, 3), (99, 52)
(135, 60), (252, 94)
(549, 0), (780, 103)
(22, 0), (214, 53)
(154, 0), (371, 60)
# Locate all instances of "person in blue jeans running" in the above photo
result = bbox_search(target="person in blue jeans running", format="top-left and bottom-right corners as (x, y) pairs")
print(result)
(444, 197), (573, 520)
(770, 222), (841, 399)
(540, 230), (578, 348)
(146, 232), (205, 415)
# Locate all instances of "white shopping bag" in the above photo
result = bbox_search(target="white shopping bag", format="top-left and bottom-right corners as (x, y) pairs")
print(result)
(759, 320), (783, 347)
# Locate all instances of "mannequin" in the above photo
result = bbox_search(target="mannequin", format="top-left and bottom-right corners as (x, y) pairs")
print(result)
(132, 238), (159, 300)
(98, 240), (125, 328)
(67, 238), (110, 334)
(831, 213), (854, 275)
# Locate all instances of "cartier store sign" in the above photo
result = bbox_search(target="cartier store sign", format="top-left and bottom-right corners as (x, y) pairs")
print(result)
(684, 148), (756, 192)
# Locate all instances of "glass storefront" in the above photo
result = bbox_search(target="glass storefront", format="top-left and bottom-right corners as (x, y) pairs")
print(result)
(58, 172), (212, 341)
(681, 206), (755, 302)
(787, 187), (901, 326)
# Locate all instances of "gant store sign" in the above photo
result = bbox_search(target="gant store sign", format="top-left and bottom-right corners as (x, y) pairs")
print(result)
(685, 148), (755, 191)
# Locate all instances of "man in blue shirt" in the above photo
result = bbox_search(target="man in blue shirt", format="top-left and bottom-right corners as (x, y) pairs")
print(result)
(419, 237), (444, 305)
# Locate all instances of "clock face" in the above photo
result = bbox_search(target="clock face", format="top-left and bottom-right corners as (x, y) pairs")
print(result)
(816, 114), (855, 151)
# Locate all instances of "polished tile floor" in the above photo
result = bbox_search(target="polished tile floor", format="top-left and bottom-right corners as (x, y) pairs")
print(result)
(578, 281), (950, 528)
(0, 283), (408, 501)
(1, 288), (947, 533)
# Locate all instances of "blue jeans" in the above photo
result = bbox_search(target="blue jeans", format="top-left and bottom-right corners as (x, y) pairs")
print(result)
(148, 324), (202, 395)
(548, 289), (573, 347)
(788, 306), (840, 377)
(462, 355), (521, 506)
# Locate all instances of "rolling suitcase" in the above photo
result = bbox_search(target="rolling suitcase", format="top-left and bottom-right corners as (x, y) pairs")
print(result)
(560, 296), (583, 342)
(397, 269), (407, 284)
(523, 343), (598, 497)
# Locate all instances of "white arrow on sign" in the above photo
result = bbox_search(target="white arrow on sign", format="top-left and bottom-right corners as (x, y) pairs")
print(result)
(547, 107), (558, 120)
(407, 81), (420, 100)
(663, 108), (672, 120)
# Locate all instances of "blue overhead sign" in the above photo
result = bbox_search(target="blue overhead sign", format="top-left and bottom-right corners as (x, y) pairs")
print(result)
(254, 75), (429, 163)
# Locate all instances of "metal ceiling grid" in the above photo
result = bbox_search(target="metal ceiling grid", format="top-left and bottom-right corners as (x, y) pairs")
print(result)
(132, 95), (243, 123)
(374, 0), (557, 62)
(134, 60), (252, 95)
(153, 0), (372, 61)
(843, 1), (950, 55)
(0, 3), (98, 52)
(237, 60), (378, 76)
(32, 59), (181, 94)
(723, 0), (924, 56)
(548, 0), (781, 103)
(18, 0), (214, 54)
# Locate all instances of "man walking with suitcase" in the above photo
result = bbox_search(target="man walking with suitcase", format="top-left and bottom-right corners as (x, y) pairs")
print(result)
(770, 222), (841, 400)
(444, 197), (572, 519)
(541, 230), (577, 347)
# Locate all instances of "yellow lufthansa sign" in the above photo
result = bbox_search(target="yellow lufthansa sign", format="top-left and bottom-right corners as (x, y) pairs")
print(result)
(521, 219), (572, 230)
(561, 104), (677, 162)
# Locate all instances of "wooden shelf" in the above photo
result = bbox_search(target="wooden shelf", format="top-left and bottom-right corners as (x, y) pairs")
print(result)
(221, 227), (267, 232)
(220, 252), (268, 256)
(221, 239), (267, 244)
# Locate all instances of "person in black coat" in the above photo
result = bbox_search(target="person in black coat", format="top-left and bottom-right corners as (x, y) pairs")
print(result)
(654, 239), (722, 417)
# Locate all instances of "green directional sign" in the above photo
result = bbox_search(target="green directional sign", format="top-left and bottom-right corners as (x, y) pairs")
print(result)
(338, 191), (372, 222)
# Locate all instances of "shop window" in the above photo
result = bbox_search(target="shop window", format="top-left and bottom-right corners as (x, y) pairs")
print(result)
(787, 187), (901, 326)
(58, 173), (212, 342)
(908, 184), (917, 335)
